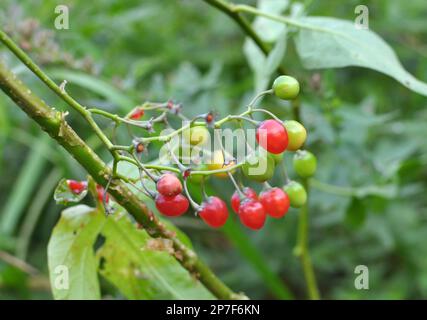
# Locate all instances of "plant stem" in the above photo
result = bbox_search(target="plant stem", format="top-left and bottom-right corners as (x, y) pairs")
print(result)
(0, 62), (245, 300)
(294, 179), (320, 300)
(202, 0), (287, 75)
(0, 30), (114, 152)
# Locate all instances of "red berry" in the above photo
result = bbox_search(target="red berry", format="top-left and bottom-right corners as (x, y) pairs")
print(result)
(260, 187), (290, 218)
(256, 119), (288, 154)
(156, 174), (183, 197)
(67, 180), (87, 194)
(96, 185), (109, 203)
(129, 108), (144, 120)
(238, 200), (266, 230)
(198, 196), (229, 228)
(155, 194), (189, 217)
(231, 187), (258, 213)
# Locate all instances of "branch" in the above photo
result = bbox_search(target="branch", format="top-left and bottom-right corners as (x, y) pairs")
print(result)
(0, 62), (245, 300)
(202, 0), (286, 75)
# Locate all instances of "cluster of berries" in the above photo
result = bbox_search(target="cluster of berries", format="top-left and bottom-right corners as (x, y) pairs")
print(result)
(66, 180), (109, 203)
(63, 75), (317, 231)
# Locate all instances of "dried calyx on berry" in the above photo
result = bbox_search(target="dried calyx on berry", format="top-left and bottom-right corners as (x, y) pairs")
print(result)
(129, 107), (144, 120)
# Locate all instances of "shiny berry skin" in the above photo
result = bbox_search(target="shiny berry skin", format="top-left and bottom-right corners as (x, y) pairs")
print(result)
(272, 75), (300, 100)
(256, 120), (288, 154)
(241, 152), (275, 182)
(129, 108), (144, 120)
(198, 196), (229, 228)
(231, 187), (258, 213)
(260, 187), (290, 218)
(293, 150), (317, 178)
(96, 185), (109, 203)
(156, 174), (183, 197)
(283, 181), (307, 208)
(238, 200), (267, 230)
(67, 180), (87, 194)
(284, 120), (307, 151)
(155, 194), (189, 217)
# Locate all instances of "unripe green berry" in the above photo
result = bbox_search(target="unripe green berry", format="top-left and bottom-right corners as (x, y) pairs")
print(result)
(242, 152), (275, 182)
(272, 75), (300, 100)
(283, 181), (307, 208)
(293, 150), (317, 178)
(269, 152), (284, 164)
(284, 120), (307, 151)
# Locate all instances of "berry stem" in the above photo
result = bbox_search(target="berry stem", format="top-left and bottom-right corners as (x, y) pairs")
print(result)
(247, 89), (273, 109)
(227, 172), (245, 199)
(251, 108), (282, 122)
(183, 179), (201, 211)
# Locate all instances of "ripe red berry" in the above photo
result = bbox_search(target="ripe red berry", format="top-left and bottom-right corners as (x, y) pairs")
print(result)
(96, 185), (109, 203)
(260, 187), (290, 218)
(67, 180), (87, 194)
(238, 200), (266, 230)
(129, 108), (144, 120)
(198, 196), (229, 228)
(231, 187), (258, 213)
(155, 194), (189, 217)
(156, 173), (183, 197)
(256, 119), (288, 154)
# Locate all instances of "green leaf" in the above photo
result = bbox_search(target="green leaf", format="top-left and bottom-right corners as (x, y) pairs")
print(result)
(243, 1), (289, 92)
(97, 213), (215, 300)
(293, 17), (427, 96)
(47, 205), (104, 300)
(53, 178), (88, 205)
(0, 134), (50, 235)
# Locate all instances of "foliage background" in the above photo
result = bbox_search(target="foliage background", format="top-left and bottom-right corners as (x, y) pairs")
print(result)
(0, 0), (426, 299)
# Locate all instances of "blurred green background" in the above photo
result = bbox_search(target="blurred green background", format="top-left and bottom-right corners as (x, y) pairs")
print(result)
(0, 0), (427, 299)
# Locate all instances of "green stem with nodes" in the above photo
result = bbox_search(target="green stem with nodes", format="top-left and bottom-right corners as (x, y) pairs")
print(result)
(0, 61), (245, 300)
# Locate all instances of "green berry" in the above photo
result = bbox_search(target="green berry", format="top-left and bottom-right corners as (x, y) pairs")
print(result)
(272, 75), (300, 100)
(293, 150), (317, 178)
(284, 120), (307, 151)
(269, 152), (284, 164)
(283, 181), (307, 208)
(242, 152), (275, 182)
